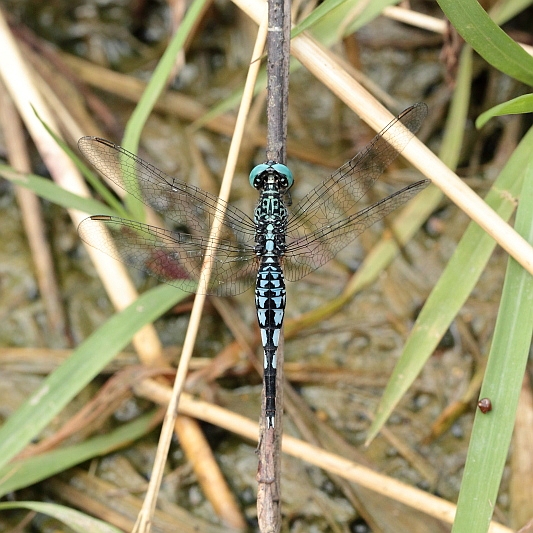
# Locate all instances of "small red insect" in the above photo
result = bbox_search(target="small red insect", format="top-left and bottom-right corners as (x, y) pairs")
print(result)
(478, 398), (492, 413)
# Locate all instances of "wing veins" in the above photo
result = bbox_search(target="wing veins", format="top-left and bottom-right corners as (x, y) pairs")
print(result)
(78, 137), (255, 236)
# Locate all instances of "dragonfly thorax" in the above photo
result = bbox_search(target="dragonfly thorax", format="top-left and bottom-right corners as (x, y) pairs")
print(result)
(254, 187), (288, 258)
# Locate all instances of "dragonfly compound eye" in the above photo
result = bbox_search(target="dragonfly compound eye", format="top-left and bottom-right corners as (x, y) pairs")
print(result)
(272, 163), (294, 189)
(249, 163), (270, 188)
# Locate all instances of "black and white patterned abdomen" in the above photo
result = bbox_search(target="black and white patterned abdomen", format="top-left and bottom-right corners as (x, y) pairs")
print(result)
(255, 257), (286, 428)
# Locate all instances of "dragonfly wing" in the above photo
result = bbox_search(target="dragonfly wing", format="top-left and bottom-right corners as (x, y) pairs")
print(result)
(286, 104), (427, 242)
(284, 180), (430, 281)
(78, 137), (256, 241)
(78, 215), (258, 296)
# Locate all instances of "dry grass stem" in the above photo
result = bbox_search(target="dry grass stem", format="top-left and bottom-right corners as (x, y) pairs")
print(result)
(134, 13), (269, 532)
(134, 378), (513, 533)
(0, 86), (68, 341)
(383, 6), (533, 56)
(0, 8), (164, 365)
(234, 0), (533, 275)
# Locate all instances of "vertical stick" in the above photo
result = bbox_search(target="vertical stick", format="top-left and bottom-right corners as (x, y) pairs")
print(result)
(257, 0), (290, 530)
(265, 0), (290, 164)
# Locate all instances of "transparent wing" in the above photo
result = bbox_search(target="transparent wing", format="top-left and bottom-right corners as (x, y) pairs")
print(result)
(283, 180), (429, 280)
(284, 103), (428, 280)
(77, 137), (258, 295)
(78, 215), (258, 296)
(78, 137), (256, 241)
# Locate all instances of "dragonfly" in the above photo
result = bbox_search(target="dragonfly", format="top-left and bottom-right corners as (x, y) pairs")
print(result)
(78, 103), (429, 429)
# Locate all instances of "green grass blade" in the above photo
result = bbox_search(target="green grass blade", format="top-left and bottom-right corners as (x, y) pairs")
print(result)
(367, 124), (533, 441)
(366, 45), (472, 442)
(436, 0), (533, 85)
(290, 0), (351, 39)
(338, 0), (406, 37)
(0, 411), (159, 496)
(451, 150), (533, 533)
(440, 47), (473, 169)
(194, 0), (400, 129)
(0, 165), (118, 217)
(476, 93), (533, 129)
(291, 0), (401, 40)
(122, 0), (209, 219)
(122, 0), (209, 151)
(0, 284), (185, 470)
(0, 502), (121, 533)
(190, 69), (267, 131)
(367, 122), (533, 443)
(32, 108), (129, 217)
(489, 0), (533, 26)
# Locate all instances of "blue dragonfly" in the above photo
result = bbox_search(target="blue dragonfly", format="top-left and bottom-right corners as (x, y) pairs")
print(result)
(78, 103), (429, 428)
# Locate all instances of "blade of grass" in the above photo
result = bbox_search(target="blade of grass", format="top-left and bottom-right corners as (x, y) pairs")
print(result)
(489, 0), (533, 26)
(194, 0), (401, 130)
(34, 108), (129, 217)
(0, 410), (160, 496)
(288, 46), (471, 401)
(338, 0), (408, 37)
(0, 284), (184, 470)
(365, 45), (480, 441)
(122, 0), (209, 150)
(367, 123), (533, 443)
(291, 0), (399, 39)
(133, 14), (269, 533)
(0, 165), (118, 217)
(0, 502), (121, 533)
(436, 0), (533, 85)
(122, 0), (210, 220)
(289, 0), (350, 39)
(451, 146), (533, 533)
(440, 46), (473, 169)
(476, 94), (533, 129)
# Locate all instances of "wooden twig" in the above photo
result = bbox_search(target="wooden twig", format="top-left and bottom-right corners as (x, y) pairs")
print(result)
(0, 84), (68, 342)
(134, 380), (514, 533)
(265, 0), (290, 164)
(257, 0), (291, 530)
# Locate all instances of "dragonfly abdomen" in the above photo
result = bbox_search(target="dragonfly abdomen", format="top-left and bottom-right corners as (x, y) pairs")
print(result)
(255, 256), (286, 428)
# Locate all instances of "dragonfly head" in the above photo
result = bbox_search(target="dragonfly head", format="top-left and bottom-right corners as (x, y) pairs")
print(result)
(249, 161), (294, 191)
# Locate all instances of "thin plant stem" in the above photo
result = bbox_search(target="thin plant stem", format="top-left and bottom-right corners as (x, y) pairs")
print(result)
(257, 0), (291, 529)
(133, 13), (269, 533)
